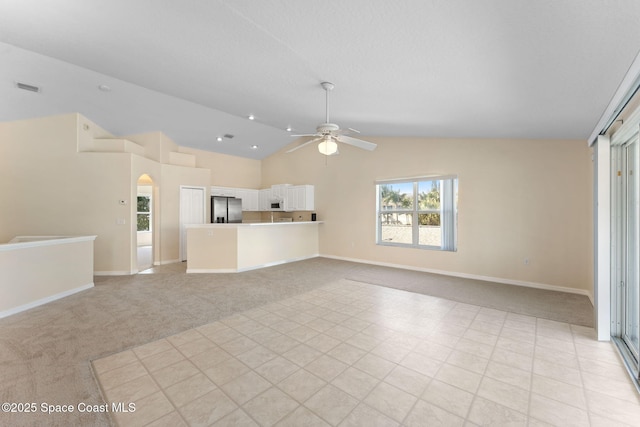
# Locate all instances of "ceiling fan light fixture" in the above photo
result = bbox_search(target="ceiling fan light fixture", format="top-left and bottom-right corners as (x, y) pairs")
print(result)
(318, 136), (338, 155)
(286, 81), (376, 155)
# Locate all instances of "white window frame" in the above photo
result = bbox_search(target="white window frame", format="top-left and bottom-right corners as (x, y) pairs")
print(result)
(137, 194), (152, 232)
(376, 175), (458, 251)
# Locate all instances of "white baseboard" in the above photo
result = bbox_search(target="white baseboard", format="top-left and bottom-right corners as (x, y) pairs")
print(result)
(156, 259), (181, 266)
(95, 259), (181, 275)
(322, 254), (595, 305)
(237, 254), (320, 273)
(94, 270), (132, 276)
(186, 254), (320, 274)
(187, 268), (237, 273)
(0, 283), (94, 319)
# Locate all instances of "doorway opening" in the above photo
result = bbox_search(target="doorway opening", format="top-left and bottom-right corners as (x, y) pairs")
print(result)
(137, 174), (154, 271)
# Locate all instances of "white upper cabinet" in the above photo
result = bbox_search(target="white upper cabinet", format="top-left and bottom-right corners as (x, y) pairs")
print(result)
(210, 186), (237, 197)
(212, 184), (314, 212)
(236, 189), (259, 211)
(259, 188), (272, 211)
(287, 185), (315, 211)
(271, 184), (292, 200)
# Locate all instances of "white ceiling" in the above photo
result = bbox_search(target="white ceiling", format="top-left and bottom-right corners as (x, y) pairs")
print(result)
(1, 0), (640, 160)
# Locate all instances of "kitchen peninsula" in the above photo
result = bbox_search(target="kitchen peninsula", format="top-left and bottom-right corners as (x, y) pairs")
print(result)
(185, 221), (321, 273)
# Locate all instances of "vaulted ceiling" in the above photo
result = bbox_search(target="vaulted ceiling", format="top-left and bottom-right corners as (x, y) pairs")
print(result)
(2, 0), (640, 159)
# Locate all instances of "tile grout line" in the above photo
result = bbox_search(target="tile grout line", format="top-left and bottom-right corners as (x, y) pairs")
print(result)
(135, 338), (192, 427)
(460, 305), (498, 424)
(92, 280), (617, 427)
(393, 302), (459, 426)
(573, 323), (594, 427)
(526, 317), (538, 426)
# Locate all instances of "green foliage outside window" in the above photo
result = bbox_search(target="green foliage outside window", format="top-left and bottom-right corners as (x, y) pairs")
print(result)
(380, 183), (441, 226)
(137, 196), (151, 231)
(137, 196), (150, 212)
(418, 186), (440, 226)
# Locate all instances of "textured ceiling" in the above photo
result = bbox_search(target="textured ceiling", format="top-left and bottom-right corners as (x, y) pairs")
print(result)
(1, 0), (640, 159)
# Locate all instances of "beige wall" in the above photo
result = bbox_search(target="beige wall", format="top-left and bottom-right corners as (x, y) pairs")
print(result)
(187, 226), (238, 272)
(263, 137), (594, 296)
(1, 113), (264, 274)
(126, 131), (178, 164)
(179, 146), (261, 188)
(0, 113), (594, 293)
(0, 114), (134, 273)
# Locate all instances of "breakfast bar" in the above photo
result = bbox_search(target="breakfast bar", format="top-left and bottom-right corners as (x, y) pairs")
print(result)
(185, 222), (321, 273)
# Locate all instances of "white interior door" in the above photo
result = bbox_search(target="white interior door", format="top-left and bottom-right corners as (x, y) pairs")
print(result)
(180, 186), (206, 261)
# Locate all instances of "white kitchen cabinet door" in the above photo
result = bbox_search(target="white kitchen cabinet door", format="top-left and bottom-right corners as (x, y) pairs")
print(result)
(240, 189), (259, 211)
(271, 184), (292, 200)
(211, 186), (236, 197)
(286, 187), (299, 210)
(235, 189), (247, 210)
(303, 185), (315, 210)
(290, 185), (314, 211)
(259, 188), (272, 211)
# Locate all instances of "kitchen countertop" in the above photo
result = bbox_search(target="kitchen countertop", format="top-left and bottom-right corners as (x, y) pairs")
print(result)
(186, 221), (322, 228)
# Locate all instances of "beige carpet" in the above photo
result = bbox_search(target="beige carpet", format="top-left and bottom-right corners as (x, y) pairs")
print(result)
(0, 258), (593, 426)
(345, 264), (594, 327)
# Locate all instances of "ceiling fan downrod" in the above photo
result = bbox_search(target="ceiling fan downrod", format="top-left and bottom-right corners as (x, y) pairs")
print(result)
(321, 81), (334, 124)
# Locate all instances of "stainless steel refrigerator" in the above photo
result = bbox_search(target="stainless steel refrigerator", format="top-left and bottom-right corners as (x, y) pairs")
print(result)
(211, 197), (242, 223)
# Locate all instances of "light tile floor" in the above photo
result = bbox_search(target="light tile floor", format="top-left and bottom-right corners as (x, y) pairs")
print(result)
(92, 279), (640, 426)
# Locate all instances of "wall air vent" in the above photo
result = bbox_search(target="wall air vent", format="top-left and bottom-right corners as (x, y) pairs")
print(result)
(15, 82), (41, 93)
(224, 134), (234, 139)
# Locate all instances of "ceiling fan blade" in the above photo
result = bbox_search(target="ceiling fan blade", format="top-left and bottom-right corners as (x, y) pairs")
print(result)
(337, 135), (377, 151)
(286, 137), (321, 153)
(336, 127), (361, 136)
(290, 133), (319, 137)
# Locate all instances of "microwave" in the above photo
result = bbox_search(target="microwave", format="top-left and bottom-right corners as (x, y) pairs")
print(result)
(270, 200), (285, 211)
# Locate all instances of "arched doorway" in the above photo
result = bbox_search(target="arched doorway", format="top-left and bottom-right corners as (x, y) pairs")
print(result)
(137, 174), (154, 271)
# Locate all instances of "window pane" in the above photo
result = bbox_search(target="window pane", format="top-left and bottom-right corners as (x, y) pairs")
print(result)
(418, 181), (440, 210)
(137, 214), (150, 231)
(137, 196), (150, 212)
(419, 213), (441, 246)
(379, 183), (414, 210)
(376, 177), (456, 251)
(379, 213), (413, 244)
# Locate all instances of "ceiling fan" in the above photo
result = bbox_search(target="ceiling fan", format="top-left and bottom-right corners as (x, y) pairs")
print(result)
(287, 82), (377, 156)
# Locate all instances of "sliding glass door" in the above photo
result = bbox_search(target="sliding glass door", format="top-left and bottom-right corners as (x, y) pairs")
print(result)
(623, 138), (640, 361)
(612, 130), (640, 381)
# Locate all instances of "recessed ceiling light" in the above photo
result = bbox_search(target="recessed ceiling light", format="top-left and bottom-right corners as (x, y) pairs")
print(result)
(248, 115), (255, 121)
(286, 126), (292, 132)
(251, 145), (259, 150)
(216, 137), (223, 142)
(98, 84), (111, 92)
